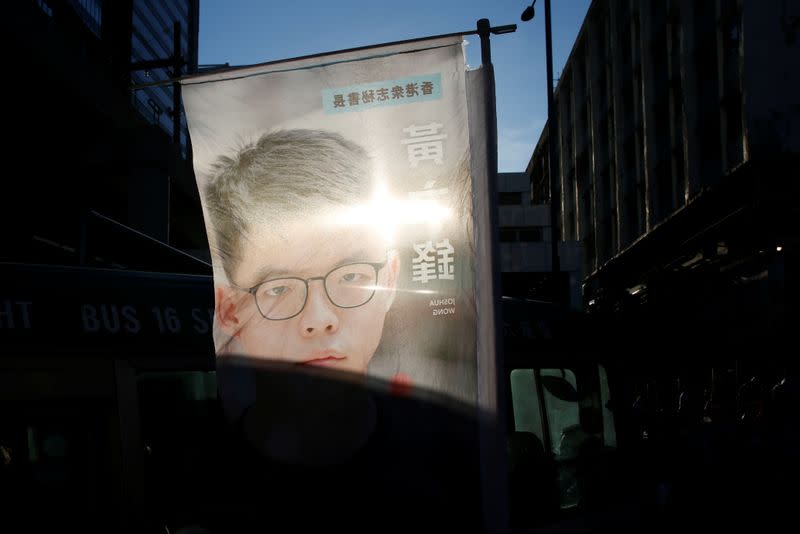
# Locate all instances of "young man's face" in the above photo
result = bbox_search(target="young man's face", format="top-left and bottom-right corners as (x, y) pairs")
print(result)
(217, 220), (399, 374)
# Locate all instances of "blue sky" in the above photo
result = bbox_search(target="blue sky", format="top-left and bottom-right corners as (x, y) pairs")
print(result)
(198, 0), (591, 172)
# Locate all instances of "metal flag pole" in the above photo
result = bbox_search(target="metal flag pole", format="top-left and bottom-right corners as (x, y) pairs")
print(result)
(477, 18), (510, 534)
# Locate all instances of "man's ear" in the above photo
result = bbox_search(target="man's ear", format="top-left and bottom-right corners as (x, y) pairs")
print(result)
(382, 250), (401, 311)
(216, 286), (246, 338)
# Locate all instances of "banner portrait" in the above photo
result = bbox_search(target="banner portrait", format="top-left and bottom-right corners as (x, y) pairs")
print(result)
(182, 37), (479, 403)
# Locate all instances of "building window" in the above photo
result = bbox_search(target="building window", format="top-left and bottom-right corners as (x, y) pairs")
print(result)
(70, 0), (102, 37)
(37, 0), (54, 17)
(724, 90), (744, 169)
(499, 192), (523, 205)
(500, 227), (545, 243)
(500, 229), (518, 242)
(519, 228), (544, 242)
(531, 152), (550, 205)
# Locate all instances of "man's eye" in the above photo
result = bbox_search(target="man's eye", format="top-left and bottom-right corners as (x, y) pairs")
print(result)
(341, 272), (365, 283)
(264, 285), (290, 297)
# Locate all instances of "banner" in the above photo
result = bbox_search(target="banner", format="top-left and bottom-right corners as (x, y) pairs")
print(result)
(182, 37), (479, 403)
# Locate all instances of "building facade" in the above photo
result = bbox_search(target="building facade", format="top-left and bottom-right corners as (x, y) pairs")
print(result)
(130, 0), (199, 154)
(497, 172), (583, 309)
(525, 0), (799, 342)
(3, 4), (210, 530)
(6, 0), (206, 269)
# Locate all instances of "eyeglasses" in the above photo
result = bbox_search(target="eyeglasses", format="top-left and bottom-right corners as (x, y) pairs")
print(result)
(246, 260), (389, 320)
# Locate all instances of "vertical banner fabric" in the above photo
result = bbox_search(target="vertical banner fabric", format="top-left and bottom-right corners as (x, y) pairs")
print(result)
(468, 62), (510, 534)
(182, 37), (479, 404)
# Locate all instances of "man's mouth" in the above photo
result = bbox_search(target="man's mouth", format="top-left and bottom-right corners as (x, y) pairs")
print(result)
(300, 350), (347, 367)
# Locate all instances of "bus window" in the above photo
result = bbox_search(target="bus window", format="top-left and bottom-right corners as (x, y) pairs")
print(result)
(0, 407), (118, 530)
(137, 370), (219, 532)
(510, 368), (544, 439)
(509, 365), (617, 511)
(541, 369), (580, 459)
(599, 365), (617, 448)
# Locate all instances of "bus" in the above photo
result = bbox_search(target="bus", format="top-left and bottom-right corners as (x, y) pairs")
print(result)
(3, 263), (793, 532)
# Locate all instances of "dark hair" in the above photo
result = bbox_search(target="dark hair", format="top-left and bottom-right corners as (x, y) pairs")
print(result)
(204, 129), (372, 279)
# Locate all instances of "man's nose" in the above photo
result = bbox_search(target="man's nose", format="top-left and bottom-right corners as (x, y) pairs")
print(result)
(299, 280), (339, 336)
